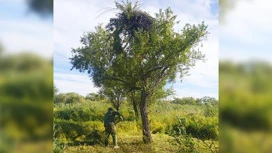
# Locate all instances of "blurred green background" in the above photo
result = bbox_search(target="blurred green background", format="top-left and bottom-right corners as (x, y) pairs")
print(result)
(0, 50), (53, 153)
(219, 61), (272, 153)
(0, 0), (53, 152)
(220, 0), (272, 153)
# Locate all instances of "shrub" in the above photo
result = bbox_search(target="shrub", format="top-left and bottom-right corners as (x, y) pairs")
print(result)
(204, 103), (218, 117)
(172, 97), (197, 105)
(174, 134), (199, 153)
(167, 116), (218, 140)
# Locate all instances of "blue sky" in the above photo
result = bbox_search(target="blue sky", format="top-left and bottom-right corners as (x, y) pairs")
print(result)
(0, 0), (218, 99)
(220, 0), (272, 63)
(1, 0), (271, 100)
(0, 0), (53, 58)
(54, 0), (218, 98)
(54, 0), (218, 99)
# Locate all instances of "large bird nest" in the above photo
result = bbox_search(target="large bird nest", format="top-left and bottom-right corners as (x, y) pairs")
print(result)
(106, 2), (154, 37)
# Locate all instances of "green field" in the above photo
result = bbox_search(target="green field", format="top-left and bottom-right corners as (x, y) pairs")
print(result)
(53, 99), (218, 153)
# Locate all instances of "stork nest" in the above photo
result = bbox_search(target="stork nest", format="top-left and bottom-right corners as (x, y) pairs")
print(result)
(107, 10), (154, 37)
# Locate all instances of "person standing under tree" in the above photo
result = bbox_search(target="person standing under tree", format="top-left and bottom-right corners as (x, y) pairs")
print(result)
(103, 107), (123, 148)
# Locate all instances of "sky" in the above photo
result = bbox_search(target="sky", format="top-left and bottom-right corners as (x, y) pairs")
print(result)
(220, 0), (272, 63)
(0, 0), (270, 99)
(0, 0), (53, 58)
(0, 0), (218, 99)
(54, 0), (219, 99)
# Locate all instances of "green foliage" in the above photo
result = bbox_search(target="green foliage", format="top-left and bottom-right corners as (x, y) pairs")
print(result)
(0, 53), (53, 142)
(169, 117), (219, 153)
(55, 109), (89, 122)
(174, 134), (199, 153)
(202, 96), (218, 106)
(54, 92), (85, 104)
(70, 1), (208, 143)
(167, 116), (218, 140)
(186, 117), (218, 140)
(172, 97), (198, 105)
(220, 124), (272, 153)
(220, 61), (272, 131)
(53, 124), (66, 153)
(54, 98), (218, 151)
(54, 119), (106, 146)
(54, 93), (67, 104)
(0, 53), (52, 101)
(0, 131), (14, 153)
(100, 83), (126, 111)
(85, 92), (105, 101)
(204, 103), (218, 117)
(54, 85), (59, 98)
(65, 92), (85, 104)
(172, 96), (218, 106)
(54, 108), (104, 122)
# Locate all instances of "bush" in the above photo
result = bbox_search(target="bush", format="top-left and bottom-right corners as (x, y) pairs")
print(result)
(54, 120), (105, 145)
(204, 103), (218, 117)
(54, 109), (94, 122)
(174, 134), (199, 153)
(172, 97), (197, 105)
(167, 116), (218, 140)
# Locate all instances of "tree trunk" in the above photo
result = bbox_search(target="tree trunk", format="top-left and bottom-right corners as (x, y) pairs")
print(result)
(132, 99), (139, 120)
(140, 90), (152, 143)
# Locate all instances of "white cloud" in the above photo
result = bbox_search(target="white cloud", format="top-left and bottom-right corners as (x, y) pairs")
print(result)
(174, 87), (217, 99)
(220, 0), (272, 63)
(0, 19), (53, 58)
(54, 72), (100, 96)
(176, 37), (218, 88)
(221, 0), (272, 45)
(0, 0), (53, 58)
(54, 0), (116, 57)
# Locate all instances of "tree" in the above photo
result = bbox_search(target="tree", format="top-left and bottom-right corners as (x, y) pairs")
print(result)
(53, 85), (59, 97)
(65, 92), (85, 104)
(70, 1), (208, 143)
(54, 93), (67, 104)
(126, 90), (140, 119)
(85, 92), (105, 101)
(172, 97), (197, 105)
(100, 83), (126, 111)
(202, 96), (218, 106)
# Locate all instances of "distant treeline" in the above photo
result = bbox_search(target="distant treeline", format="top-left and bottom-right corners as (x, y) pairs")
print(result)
(54, 90), (218, 106)
(171, 96), (218, 106)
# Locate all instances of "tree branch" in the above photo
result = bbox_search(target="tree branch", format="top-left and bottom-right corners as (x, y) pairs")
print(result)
(143, 66), (164, 77)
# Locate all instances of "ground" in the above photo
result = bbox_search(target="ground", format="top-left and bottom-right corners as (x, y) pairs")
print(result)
(63, 133), (217, 153)
(63, 133), (178, 153)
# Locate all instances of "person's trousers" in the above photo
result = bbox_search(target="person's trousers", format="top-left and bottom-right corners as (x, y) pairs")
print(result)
(105, 122), (117, 146)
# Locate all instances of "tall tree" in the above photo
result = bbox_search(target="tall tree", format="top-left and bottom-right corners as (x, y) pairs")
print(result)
(100, 81), (126, 111)
(70, 1), (208, 143)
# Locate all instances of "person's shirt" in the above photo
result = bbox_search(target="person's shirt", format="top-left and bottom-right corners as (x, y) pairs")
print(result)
(103, 111), (122, 126)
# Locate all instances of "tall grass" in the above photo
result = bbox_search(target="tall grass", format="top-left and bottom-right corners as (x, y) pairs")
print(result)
(53, 98), (218, 152)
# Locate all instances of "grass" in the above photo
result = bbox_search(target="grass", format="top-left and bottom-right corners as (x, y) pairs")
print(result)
(62, 132), (218, 153)
(63, 133), (177, 153)
(54, 100), (218, 153)
(220, 124), (272, 153)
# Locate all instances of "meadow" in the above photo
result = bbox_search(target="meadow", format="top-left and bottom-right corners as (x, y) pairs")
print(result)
(219, 61), (272, 153)
(53, 97), (218, 153)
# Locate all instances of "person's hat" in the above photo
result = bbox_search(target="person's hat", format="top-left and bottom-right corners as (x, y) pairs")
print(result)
(108, 107), (113, 111)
